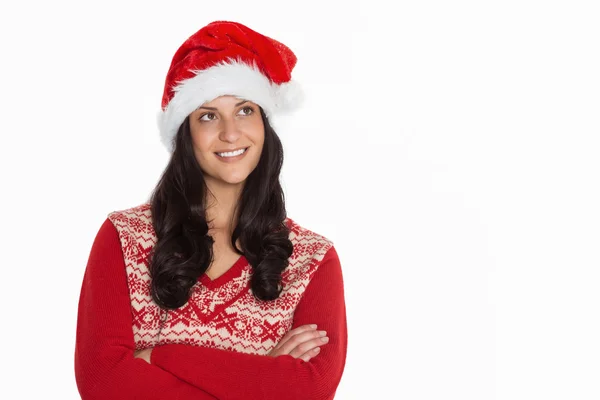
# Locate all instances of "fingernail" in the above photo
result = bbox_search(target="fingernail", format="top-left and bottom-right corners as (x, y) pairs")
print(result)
(319, 331), (327, 336)
(310, 324), (317, 329)
(321, 337), (329, 342)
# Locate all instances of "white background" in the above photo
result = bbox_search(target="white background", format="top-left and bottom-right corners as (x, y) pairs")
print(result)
(1, 0), (599, 399)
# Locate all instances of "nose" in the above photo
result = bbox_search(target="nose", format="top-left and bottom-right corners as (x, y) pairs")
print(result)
(218, 117), (243, 143)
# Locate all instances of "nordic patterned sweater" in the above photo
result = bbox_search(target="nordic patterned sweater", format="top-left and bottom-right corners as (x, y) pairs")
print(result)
(74, 203), (348, 400)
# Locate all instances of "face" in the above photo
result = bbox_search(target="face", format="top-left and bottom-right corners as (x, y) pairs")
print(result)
(188, 95), (265, 189)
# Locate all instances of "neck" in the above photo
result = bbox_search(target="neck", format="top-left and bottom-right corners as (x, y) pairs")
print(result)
(204, 179), (244, 234)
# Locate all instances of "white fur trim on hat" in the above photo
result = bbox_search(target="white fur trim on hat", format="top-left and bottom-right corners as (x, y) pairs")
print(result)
(157, 58), (303, 152)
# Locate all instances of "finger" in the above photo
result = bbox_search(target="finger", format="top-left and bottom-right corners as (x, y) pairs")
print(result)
(278, 329), (327, 356)
(298, 346), (321, 362)
(276, 329), (322, 354)
(273, 324), (318, 351)
(288, 335), (329, 359)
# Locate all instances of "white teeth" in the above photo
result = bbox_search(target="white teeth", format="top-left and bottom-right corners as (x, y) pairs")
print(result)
(217, 148), (246, 157)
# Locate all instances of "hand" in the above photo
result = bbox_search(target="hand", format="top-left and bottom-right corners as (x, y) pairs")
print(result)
(134, 348), (153, 364)
(268, 324), (329, 362)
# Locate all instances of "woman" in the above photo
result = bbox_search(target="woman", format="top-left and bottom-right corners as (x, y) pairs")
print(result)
(74, 20), (347, 400)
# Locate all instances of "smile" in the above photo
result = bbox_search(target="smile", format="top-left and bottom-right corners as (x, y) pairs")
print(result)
(214, 147), (249, 162)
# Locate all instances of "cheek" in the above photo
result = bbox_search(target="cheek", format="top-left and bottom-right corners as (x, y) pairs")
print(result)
(248, 119), (265, 145)
(189, 131), (211, 153)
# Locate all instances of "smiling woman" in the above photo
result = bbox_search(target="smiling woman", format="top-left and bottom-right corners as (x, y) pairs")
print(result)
(74, 20), (348, 400)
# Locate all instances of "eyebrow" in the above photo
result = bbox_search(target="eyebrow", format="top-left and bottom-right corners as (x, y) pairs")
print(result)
(197, 100), (248, 111)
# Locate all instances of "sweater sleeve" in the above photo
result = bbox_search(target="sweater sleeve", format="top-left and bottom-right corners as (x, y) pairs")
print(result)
(150, 244), (348, 400)
(74, 218), (217, 400)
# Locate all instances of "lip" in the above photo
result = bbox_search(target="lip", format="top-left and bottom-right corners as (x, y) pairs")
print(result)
(214, 147), (249, 163)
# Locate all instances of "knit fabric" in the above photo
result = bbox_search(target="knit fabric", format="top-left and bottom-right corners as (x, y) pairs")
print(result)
(74, 203), (348, 400)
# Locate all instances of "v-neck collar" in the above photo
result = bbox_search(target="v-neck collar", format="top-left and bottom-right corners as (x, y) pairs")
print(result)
(195, 217), (292, 290)
(199, 254), (247, 290)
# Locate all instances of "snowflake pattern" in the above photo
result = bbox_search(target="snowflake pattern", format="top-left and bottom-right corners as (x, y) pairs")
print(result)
(107, 203), (333, 355)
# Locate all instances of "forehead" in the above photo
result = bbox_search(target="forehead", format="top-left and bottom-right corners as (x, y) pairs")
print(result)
(201, 95), (252, 107)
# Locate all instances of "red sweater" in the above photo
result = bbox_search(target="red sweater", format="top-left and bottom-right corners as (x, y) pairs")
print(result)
(74, 204), (348, 399)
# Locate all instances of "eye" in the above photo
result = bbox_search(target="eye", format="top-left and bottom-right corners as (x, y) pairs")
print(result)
(199, 112), (216, 122)
(239, 106), (254, 116)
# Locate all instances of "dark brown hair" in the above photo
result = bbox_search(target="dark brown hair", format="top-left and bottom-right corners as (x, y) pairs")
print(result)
(147, 107), (293, 309)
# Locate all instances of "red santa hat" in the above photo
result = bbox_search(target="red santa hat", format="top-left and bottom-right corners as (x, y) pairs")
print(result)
(157, 20), (303, 152)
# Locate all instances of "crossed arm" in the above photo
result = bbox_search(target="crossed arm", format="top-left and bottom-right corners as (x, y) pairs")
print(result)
(74, 218), (217, 399)
(75, 218), (348, 400)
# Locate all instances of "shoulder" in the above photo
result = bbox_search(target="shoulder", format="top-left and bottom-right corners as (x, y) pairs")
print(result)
(104, 203), (156, 260)
(106, 202), (153, 231)
(85, 204), (153, 269)
(286, 217), (334, 255)
(283, 216), (338, 280)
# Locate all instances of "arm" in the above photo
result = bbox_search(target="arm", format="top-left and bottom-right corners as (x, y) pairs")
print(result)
(74, 218), (217, 400)
(150, 244), (349, 400)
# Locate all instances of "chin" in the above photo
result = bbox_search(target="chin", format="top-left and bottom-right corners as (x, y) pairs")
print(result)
(220, 174), (250, 185)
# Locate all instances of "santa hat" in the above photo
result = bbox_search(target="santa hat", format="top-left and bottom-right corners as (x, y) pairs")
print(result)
(157, 20), (303, 152)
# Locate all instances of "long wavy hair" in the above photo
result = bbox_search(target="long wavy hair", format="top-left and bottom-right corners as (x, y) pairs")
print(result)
(147, 106), (294, 310)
